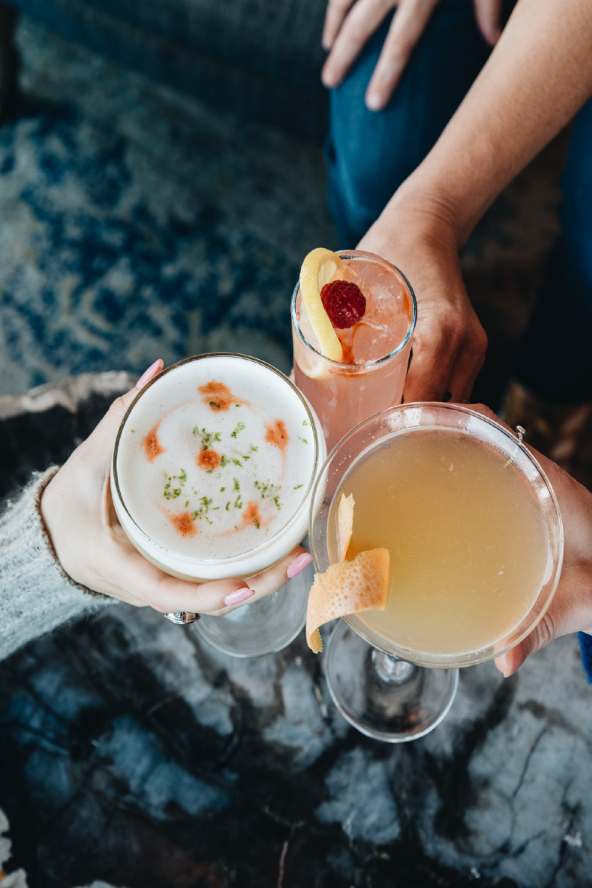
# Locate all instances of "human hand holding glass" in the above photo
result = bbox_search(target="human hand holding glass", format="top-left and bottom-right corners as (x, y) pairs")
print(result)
(40, 359), (312, 622)
(357, 200), (487, 404)
(465, 407), (592, 679)
(310, 402), (563, 741)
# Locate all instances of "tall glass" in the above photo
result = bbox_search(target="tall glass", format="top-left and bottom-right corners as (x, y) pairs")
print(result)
(310, 404), (564, 741)
(291, 250), (417, 452)
(111, 353), (326, 657)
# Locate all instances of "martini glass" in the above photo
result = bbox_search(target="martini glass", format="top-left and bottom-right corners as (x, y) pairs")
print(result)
(310, 403), (564, 742)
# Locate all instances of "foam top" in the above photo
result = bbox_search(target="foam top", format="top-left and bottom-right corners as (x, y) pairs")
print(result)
(115, 355), (317, 561)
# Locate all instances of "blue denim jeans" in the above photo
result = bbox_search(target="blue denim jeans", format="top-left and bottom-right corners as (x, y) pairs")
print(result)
(327, 0), (592, 403)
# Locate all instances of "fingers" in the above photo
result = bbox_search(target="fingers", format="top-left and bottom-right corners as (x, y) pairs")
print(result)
(323, 0), (357, 50)
(209, 547), (312, 617)
(97, 537), (312, 618)
(322, 0), (395, 89)
(495, 614), (558, 678)
(473, 0), (502, 46)
(495, 561), (592, 678)
(135, 358), (164, 390)
(403, 307), (487, 403)
(87, 535), (251, 613)
(149, 573), (252, 615)
(442, 324), (488, 402)
(366, 0), (439, 110)
(80, 359), (164, 469)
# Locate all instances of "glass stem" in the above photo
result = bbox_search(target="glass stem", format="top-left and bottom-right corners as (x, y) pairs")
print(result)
(371, 649), (416, 684)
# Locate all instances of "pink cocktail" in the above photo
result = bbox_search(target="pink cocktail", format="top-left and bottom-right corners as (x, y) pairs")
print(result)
(291, 250), (416, 451)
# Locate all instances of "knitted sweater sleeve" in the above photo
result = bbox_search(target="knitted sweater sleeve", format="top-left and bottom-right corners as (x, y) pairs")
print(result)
(0, 467), (118, 662)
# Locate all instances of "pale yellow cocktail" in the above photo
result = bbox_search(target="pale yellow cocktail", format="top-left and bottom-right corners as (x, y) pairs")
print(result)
(342, 428), (550, 658)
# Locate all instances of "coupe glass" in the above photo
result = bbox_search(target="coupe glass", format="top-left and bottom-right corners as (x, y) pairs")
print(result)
(112, 353), (325, 658)
(310, 403), (564, 742)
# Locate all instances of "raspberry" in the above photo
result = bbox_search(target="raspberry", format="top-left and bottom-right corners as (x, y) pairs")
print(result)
(320, 280), (367, 329)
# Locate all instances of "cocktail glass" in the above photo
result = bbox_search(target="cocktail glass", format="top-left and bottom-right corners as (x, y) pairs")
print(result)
(111, 353), (326, 657)
(310, 404), (564, 742)
(291, 250), (416, 453)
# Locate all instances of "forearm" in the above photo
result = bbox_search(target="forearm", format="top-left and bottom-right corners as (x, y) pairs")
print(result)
(0, 469), (116, 662)
(385, 0), (592, 244)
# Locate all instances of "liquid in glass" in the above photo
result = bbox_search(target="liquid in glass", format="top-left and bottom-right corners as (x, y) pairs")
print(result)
(292, 250), (416, 451)
(337, 428), (550, 658)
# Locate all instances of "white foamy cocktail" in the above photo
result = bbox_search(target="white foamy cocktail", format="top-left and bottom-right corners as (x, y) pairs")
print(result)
(111, 354), (325, 581)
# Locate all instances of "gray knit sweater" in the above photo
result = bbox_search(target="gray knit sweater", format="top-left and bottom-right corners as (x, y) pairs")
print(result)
(0, 467), (118, 662)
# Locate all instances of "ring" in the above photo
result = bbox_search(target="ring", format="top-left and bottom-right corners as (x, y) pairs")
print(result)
(163, 612), (201, 624)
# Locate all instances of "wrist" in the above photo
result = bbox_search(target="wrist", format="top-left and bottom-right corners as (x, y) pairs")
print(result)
(376, 178), (463, 252)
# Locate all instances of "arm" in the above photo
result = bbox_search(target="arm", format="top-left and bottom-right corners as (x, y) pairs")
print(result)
(0, 468), (118, 661)
(360, 0), (592, 401)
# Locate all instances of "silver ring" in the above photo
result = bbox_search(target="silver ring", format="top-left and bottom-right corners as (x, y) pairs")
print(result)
(163, 612), (201, 624)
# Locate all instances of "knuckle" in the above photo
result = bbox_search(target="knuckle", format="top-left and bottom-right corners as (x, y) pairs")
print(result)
(108, 394), (129, 418)
(386, 34), (415, 62)
(536, 613), (556, 650)
(470, 326), (488, 355)
(149, 596), (173, 614)
(471, 402), (495, 420)
(524, 615), (555, 660)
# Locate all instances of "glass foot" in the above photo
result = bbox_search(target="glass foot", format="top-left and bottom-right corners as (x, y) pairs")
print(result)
(325, 621), (458, 742)
(193, 558), (313, 658)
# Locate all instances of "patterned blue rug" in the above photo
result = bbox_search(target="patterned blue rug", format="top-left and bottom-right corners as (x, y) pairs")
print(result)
(0, 17), (337, 395)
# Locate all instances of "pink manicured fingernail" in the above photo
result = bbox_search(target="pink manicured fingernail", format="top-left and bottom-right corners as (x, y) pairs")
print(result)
(495, 654), (509, 677)
(136, 359), (163, 389)
(224, 585), (254, 606)
(287, 552), (313, 579)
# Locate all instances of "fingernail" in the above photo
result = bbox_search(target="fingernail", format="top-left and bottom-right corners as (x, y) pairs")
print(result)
(136, 359), (163, 389)
(366, 91), (383, 111)
(495, 654), (509, 677)
(287, 552), (313, 579)
(224, 585), (254, 606)
(322, 70), (338, 88)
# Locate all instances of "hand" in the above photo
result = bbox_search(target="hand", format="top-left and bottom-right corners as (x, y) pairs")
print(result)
(40, 360), (312, 618)
(468, 405), (592, 677)
(322, 0), (502, 111)
(358, 196), (488, 402)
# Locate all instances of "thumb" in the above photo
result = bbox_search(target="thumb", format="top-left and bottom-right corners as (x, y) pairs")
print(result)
(473, 0), (502, 45)
(84, 359), (164, 463)
(494, 615), (555, 678)
(494, 562), (592, 677)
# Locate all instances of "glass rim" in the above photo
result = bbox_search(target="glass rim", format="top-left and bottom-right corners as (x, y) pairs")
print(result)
(112, 352), (322, 567)
(290, 249), (417, 370)
(309, 401), (564, 669)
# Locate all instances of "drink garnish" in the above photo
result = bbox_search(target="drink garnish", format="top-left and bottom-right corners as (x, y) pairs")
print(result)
(265, 419), (289, 451)
(198, 380), (237, 411)
(299, 248), (345, 362)
(197, 449), (221, 471)
(321, 280), (366, 329)
(306, 548), (390, 653)
(337, 492), (355, 561)
(169, 511), (197, 537)
(142, 422), (165, 462)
